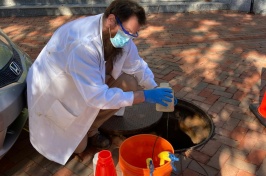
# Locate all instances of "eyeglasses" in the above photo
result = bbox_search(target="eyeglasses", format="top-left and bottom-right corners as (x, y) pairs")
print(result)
(116, 17), (138, 38)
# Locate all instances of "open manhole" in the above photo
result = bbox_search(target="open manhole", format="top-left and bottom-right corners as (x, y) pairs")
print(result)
(154, 99), (215, 153)
(100, 99), (215, 153)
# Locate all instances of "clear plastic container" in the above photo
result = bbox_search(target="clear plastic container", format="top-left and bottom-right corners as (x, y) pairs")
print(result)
(156, 83), (174, 112)
(93, 152), (99, 176)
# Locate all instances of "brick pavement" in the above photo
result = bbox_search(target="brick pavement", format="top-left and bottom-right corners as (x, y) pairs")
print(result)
(0, 10), (266, 176)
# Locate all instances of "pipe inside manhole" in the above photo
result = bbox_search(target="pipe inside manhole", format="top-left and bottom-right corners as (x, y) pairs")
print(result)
(154, 99), (215, 153)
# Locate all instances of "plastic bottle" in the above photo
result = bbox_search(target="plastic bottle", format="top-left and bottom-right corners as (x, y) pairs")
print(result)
(156, 82), (174, 112)
(93, 152), (99, 176)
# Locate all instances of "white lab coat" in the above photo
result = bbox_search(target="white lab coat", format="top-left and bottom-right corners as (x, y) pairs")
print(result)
(26, 14), (157, 165)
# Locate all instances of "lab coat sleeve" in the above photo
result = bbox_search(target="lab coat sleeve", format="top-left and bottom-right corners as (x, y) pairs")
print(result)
(122, 40), (157, 89)
(66, 43), (134, 109)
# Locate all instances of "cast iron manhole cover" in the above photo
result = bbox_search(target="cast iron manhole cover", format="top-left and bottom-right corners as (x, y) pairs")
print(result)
(99, 102), (162, 135)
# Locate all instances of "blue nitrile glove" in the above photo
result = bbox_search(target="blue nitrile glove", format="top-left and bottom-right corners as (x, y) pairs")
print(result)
(174, 97), (178, 105)
(144, 88), (173, 106)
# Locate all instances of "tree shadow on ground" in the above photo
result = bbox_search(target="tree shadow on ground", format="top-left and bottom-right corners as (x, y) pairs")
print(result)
(137, 11), (266, 176)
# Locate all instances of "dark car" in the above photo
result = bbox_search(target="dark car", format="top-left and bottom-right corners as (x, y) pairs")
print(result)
(0, 28), (32, 159)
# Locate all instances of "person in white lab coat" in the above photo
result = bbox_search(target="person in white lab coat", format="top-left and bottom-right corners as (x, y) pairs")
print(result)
(26, 0), (174, 165)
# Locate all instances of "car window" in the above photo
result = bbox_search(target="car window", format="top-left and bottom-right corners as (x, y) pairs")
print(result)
(0, 35), (13, 70)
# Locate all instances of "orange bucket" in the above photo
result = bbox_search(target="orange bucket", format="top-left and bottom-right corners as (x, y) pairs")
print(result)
(119, 134), (174, 176)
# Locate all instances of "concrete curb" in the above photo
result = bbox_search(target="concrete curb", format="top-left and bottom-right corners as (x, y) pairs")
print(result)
(0, 2), (229, 17)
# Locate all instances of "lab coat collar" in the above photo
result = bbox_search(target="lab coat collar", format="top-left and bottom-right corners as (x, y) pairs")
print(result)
(99, 13), (103, 49)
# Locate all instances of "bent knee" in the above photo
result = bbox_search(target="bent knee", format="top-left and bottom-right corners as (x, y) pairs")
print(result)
(115, 74), (141, 92)
(74, 135), (88, 154)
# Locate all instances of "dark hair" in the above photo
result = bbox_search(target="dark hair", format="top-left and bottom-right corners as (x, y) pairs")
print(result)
(104, 0), (146, 25)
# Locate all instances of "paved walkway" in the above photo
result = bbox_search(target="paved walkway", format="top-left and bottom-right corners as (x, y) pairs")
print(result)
(1, 10), (266, 176)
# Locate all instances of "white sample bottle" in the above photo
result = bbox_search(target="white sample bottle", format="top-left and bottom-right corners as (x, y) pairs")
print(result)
(156, 82), (174, 112)
(93, 152), (99, 176)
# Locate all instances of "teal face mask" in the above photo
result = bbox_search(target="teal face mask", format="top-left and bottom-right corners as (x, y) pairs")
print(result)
(109, 28), (131, 48)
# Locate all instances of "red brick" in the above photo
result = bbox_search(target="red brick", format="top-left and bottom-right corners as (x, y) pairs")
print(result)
(232, 81), (243, 88)
(246, 149), (266, 166)
(245, 130), (263, 140)
(263, 127), (266, 134)
(223, 117), (240, 131)
(226, 87), (238, 94)
(112, 136), (126, 147)
(3, 158), (34, 175)
(219, 145), (248, 161)
(205, 94), (220, 104)
(185, 92), (206, 102)
(75, 149), (97, 166)
(162, 72), (178, 81)
(231, 112), (255, 123)
(201, 139), (222, 156)
(210, 103), (228, 118)
(185, 150), (210, 164)
(182, 168), (201, 176)
(237, 170), (256, 176)
(204, 78), (220, 85)
(224, 104), (244, 114)
(240, 71), (254, 79)
(226, 157), (256, 174)
(262, 70), (266, 80)
(214, 134), (239, 148)
(260, 89), (266, 96)
(25, 162), (52, 176)
(53, 167), (74, 176)
(207, 150), (230, 169)
(171, 70), (184, 76)
(245, 72), (261, 84)
(238, 135), (258, 152)
(215, 127), (230, 137)
(233, 90), (246, 101)
(217, 163), (239, 176)
(198, 88), (213, 97)
(0, 158), (15, 173)
(153, 72), (164, 78)
(189, 160), (218, 175)
(179, 48), (200, 58)
(5, 144), (35, 164)
(229, 126), (248, 141)
(0, 17), (15, 23)
(257, 157), (266, 176)
(172, 84), (183, 92)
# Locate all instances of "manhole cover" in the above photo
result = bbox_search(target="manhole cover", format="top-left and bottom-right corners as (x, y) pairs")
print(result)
(100, 102), (162, 135)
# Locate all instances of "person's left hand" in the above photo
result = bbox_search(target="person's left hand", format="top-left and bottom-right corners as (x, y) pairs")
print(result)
(143, 88), (173, 106)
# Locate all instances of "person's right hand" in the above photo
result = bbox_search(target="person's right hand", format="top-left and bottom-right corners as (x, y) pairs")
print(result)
(143, 88), (173, 106)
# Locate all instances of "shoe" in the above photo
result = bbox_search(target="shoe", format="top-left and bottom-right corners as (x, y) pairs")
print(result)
(88, 133), (111, 149)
